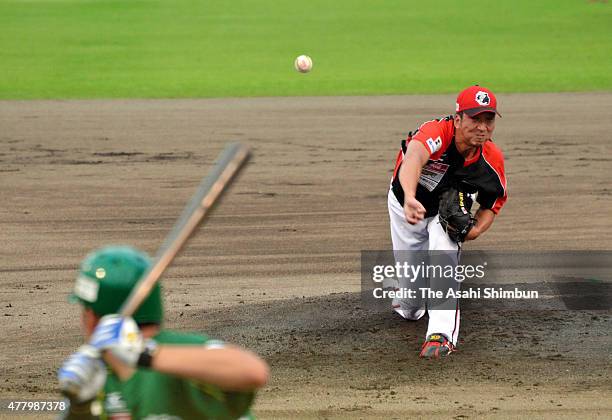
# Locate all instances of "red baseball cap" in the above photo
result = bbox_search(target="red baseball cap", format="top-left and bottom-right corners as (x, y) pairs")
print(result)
(456, 85), (501, 117)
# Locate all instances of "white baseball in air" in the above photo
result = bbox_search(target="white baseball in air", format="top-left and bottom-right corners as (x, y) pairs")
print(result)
(294, 55), (313, 73)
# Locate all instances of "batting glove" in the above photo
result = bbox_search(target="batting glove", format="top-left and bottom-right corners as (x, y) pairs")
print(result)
(58, 345), (106, 403)
(89, 314), (147, 368)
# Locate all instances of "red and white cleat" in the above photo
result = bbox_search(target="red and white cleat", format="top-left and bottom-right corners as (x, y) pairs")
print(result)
(419, 334), (456, 358)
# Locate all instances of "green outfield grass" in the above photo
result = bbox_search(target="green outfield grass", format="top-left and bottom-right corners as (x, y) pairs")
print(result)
(0, 0), (610, 98)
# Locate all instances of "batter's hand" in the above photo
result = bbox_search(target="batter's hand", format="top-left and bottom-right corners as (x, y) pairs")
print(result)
(89, 315), (145, 368)
(58, 345), (106, 403)
(403, 196), (426, 224)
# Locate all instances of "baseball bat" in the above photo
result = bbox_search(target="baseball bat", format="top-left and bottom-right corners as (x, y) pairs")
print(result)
(119, 142), (250, 317)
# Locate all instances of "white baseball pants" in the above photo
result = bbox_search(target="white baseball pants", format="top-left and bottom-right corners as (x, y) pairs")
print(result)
(388, 189), (461, 345)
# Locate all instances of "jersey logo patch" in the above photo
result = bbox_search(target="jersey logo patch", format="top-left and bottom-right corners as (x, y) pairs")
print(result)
(475, 91), (490, 106)
(425, 136), (442, 153)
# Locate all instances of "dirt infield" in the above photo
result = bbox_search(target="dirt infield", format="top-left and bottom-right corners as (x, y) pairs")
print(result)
(1, 93), (611, 419)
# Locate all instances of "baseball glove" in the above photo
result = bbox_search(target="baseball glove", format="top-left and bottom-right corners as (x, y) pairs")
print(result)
(438, 187), (476, 243)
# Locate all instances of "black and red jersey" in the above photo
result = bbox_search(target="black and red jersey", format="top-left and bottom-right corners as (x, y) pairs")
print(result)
(391, 115), (507, 217)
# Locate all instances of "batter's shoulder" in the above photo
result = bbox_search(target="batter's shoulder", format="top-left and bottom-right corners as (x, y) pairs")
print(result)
(153, 329), (210, 345)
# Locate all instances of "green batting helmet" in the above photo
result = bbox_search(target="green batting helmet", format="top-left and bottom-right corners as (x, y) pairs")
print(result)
(70, 246), (163, 324)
